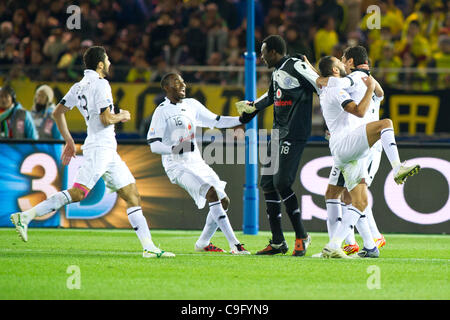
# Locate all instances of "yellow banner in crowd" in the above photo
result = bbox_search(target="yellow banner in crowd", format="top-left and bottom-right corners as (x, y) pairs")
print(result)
(8, 80), (272, 133)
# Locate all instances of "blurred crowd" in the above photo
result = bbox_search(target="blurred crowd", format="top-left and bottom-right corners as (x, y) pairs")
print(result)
(0, 0), (448, 85)
(0, 0), (449, 89)
(0, 0), (449, 140)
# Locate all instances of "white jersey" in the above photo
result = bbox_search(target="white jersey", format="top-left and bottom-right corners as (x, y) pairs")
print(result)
(319, 85), (356, 152)
(328, 71), (384, 125)
(147, 97), (219, 172)
(61, 70), (117, 150)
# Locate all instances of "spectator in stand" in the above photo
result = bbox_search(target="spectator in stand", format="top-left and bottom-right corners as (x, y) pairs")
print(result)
(184, 13), (207, 65)
(149, 57), (170, 83)
(57, 35), (83, 80)
(126, 48), (151, 83)
(375, 42), (403, 86)
(42, 26), (67, 64)
(0, 85), (38, 140)
(285, 26), (313, 61)
(428, 35), (450, 89)
(397, 20), (432, 68)
(109, 45), (130, 82)
(199, 51), (224, 85)
(162, 30), (191, 67)
(203, 2), (229, 60)
(149, 13), (175, 62)
(0, 40), (16, 66)
(30, 84), (62, 140)
(314, 16), (339, 61)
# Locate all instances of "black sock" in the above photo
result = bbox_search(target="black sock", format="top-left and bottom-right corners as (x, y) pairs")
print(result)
(264, 191), (284, 243)
(280, 190), (307, 239)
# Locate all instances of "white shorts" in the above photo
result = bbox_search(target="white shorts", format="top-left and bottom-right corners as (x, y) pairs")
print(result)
(331, 124), (370, 166)
(329, 135), (381, 190)
(74, 147), (136, 192)
(166, 161), (227, 209)
(330, 124), (371, 191)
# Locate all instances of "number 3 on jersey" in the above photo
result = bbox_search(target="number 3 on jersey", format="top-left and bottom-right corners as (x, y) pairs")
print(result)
(78, 95), (89, 120)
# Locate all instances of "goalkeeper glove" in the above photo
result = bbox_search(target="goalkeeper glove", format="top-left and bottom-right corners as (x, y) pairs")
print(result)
(235, 100), (256, 115)
(239, 110), (259, 124)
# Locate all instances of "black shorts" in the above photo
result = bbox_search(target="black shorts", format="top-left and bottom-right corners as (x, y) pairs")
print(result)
(260, 139), (307, 193)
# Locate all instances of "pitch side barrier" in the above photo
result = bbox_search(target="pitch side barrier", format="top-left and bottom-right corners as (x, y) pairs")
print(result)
(0, 139), (448, 234)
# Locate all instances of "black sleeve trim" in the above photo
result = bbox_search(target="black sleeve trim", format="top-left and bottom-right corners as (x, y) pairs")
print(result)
(147, 138), (162, 144)
(341, 99), (354, 108)
(345, 76), (354, 86)
(215, 115), (221, 121)
(59, 99), (66, 106)
(100, 104), (113, 114)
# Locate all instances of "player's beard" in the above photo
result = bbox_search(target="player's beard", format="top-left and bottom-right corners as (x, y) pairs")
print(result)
(102, 64), (110, 77)
(338, 66), (347, 77)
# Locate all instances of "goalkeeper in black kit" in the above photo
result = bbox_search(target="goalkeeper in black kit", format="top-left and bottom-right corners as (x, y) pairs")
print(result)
(237, 35), (320, 256)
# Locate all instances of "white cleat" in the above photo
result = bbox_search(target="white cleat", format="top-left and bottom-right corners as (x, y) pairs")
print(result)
(143, 248), (175, 258)
(230, 243), (251, 255)
(394, 163), (420, 185)
(10, 213), (28, 242)
(321, 245), (351, 259)
(311, 252), (324, 258)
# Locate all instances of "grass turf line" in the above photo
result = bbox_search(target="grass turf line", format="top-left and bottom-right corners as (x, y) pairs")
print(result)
(0, 228), (448, 300)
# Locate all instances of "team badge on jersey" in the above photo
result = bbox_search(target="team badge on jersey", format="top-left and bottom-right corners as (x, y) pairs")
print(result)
(276, 88), (282, 99)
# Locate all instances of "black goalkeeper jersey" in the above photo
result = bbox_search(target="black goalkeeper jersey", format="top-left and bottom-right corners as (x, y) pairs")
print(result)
(255, 56), (319, 141)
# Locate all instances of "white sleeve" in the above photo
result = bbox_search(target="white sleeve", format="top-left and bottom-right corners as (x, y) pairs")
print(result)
(95, 80), (114, 113)
(147, 108), (166, 142)
(373, 94), (384, 103)
(192, 99), (219, 129)
(60, 84), (80, 110)
(293, 60), (320, 92)
(333, 87), (354, 109)
(215, 116), (242, 128)
(149, 140), (172, 155)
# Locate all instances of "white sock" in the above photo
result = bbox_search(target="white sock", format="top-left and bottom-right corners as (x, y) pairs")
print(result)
(209, 201), (239, 249)
(355, 214), (377, 250)
(325, 199), (342, 240)
(364, 206), (381, 239)
(342, 203), (356, 244)
(22, 190), (72, 224)
(329, 204), (361, 249)
(196, 211), (218, 248)
(380, 128), (401, 170)
(127, 207), (157, 251)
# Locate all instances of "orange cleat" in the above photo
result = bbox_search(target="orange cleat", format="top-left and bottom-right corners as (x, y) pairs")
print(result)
(342, 242), (360, 255)
(375, 235), (386, 249)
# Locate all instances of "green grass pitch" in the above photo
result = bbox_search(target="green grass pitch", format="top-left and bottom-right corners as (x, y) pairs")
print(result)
(0, 228), (448, 300)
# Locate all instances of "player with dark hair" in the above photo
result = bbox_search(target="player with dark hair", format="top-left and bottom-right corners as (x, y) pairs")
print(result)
(236, 35), (320, 256)
(148, 72), (250, 254)
(10, 46), (175, 258)
(316, 55), (420, 258)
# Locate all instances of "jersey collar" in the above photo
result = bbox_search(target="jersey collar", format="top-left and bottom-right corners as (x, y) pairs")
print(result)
(274, 56), (290, 70)
(351, 68), (371, 76)
(84, 69), (102, 78)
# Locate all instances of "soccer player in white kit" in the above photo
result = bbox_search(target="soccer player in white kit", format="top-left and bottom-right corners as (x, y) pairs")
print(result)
(10, 46), (174, 258)
(318, 46), (386, 255)
(147, 73), (250, 254)
(316, 55), (420, 258)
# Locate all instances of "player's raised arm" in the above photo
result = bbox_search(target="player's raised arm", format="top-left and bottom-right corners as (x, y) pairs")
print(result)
(99, 106), (130, 126)
(343, 76), (375, 118)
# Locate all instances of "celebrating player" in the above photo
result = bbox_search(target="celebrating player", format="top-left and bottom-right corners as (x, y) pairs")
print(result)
(317, 46), (386, 255)
(147, 72), (250, 255)
(317, 55), (420, 258)
(235, 35), (320, 256)
(10, 46), (175, 258)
